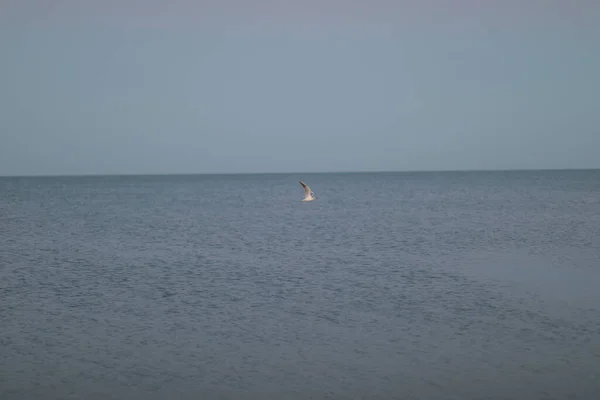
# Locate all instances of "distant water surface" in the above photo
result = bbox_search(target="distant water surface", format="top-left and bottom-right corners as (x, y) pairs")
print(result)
(1, 170), (599, 400)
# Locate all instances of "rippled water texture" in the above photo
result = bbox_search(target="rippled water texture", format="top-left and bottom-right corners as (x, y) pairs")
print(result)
(1, 170), (599, 399)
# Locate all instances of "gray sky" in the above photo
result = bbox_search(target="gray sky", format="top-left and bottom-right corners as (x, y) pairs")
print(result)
(1, 0), (599, 176)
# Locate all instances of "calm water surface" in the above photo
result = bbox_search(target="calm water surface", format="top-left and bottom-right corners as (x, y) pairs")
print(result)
(1, 171), (599, 399)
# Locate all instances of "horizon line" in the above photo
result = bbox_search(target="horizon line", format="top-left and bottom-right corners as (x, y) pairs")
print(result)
(1, 166), (599, 179)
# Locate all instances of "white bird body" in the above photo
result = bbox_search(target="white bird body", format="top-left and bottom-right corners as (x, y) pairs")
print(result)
(299, 180), (316, 202)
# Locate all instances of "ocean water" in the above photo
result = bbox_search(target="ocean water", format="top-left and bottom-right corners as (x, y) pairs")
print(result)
(1, 170), (599, 400)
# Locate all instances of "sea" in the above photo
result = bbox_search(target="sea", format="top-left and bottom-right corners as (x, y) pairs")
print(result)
(1, 170), (599, 400)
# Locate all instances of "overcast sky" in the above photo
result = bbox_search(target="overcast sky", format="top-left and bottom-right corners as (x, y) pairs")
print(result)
(1, 0), (599, 176)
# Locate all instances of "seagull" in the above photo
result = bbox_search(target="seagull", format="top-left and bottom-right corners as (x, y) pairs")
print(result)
(299, 180), (316, 202)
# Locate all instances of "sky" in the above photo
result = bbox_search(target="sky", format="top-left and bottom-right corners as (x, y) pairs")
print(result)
(1, 0), (599, 176)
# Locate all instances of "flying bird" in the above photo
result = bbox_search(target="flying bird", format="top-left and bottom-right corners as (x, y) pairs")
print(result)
(299, 180), (316, 202)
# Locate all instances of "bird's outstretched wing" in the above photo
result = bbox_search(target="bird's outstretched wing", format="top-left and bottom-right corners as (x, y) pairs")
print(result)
(299, 180), (311, 196)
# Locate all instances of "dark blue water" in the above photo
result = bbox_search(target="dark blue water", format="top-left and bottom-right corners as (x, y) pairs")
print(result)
(1, 170), (600, 400)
